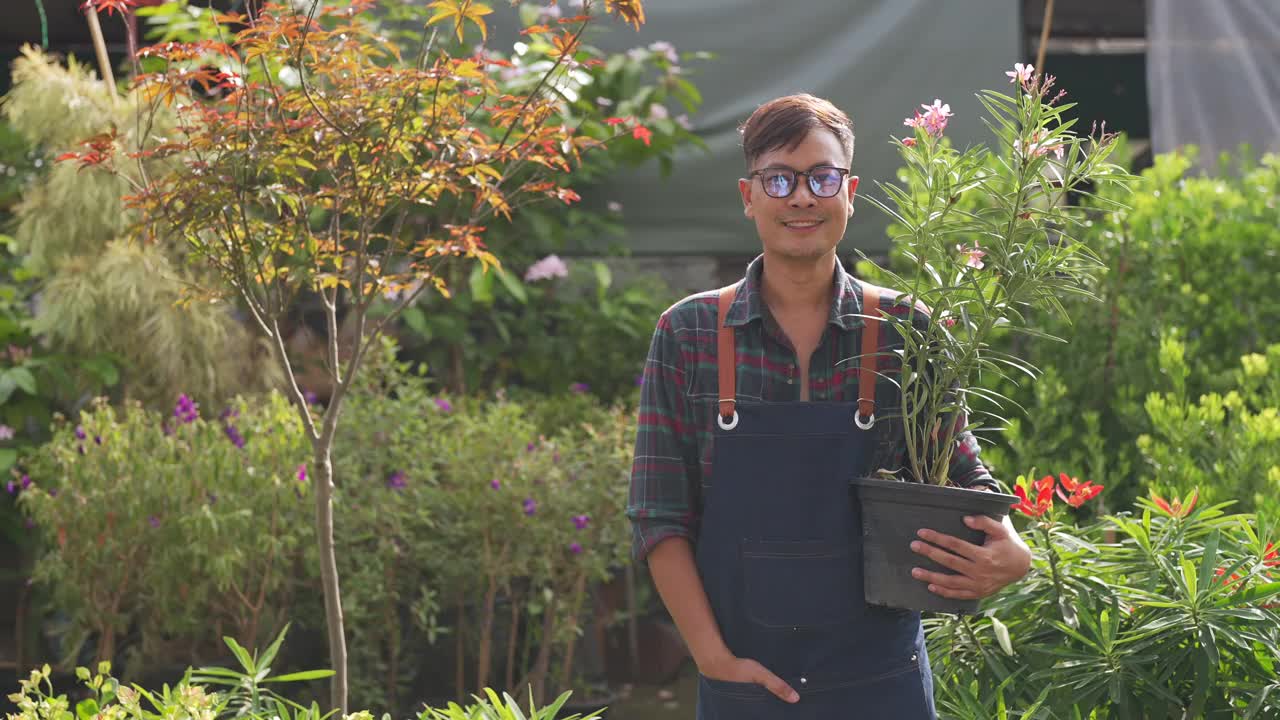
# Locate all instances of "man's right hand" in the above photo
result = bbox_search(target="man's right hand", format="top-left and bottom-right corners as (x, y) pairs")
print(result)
(699, 654), (799, 704)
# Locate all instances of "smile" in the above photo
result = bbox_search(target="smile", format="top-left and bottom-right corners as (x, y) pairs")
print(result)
(782, 220), (823, 229)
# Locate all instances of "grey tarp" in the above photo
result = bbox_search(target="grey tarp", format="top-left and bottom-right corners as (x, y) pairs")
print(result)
(1148, 0), (1280, 174)
(578, 0), (1020, 255)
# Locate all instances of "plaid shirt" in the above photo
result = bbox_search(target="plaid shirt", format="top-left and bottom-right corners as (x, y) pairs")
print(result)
(626, 254), (996, 561)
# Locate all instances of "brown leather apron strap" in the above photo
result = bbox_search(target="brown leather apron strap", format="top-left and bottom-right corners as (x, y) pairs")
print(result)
(717, 284), (739, 423)
(857, 282), (881, 423)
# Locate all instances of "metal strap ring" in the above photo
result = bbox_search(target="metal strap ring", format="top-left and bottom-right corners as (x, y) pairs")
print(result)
(717, 411), (739, 431)
(854, 411), (876, 430)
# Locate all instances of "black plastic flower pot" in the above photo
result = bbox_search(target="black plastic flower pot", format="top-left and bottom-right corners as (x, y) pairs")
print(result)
(850, 477), (1018, 614)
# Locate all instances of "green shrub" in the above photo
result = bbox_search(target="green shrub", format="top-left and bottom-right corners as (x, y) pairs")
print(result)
(929, 480), (1280, 718)
(330, 342), (635, 713)
(968, 148), (1280, 508)
(17, 392), (313, 674)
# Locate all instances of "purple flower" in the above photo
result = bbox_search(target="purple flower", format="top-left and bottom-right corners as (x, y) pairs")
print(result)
(297, 464), (308, 483)
(21, 475), (31, 490)
(572, 514), (590, 530)
(48, 488), (57, 497)
(220, 406), (239, 421)
(148, 516), (161, 529)
(304, 390), (319, 405)
(570, 382), (589, 394)
(569, 542), (583, 554)
(434, 398), (453, 413)
(387, 471), (408, 491)
(174, 394), (199, 424)
(94, 435), (102, 445)
(490, 479), (501, 490)
(526, 441), (537, 453)
(5, 480), (15, 495)
(207, 492), (218, 505)
(77, 444), (85, 455)
(224, 424), (246, 449)
(75, 426), (87, 440)
(523, 498), (537, 516)
(635, 374), (645, 387)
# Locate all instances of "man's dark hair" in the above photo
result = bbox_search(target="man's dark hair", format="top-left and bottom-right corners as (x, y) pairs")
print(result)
(739, 93), (855, 168)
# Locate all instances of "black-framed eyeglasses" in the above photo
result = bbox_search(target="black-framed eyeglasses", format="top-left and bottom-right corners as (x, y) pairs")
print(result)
(749, 165), (850, 199)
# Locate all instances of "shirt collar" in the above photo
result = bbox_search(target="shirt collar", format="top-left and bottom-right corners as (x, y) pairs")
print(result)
(723, 253), (865, 331)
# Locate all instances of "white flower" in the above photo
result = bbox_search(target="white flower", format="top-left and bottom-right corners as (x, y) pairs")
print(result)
(0, 425), (14, 441)
(524, 255), (569, 282)
(648, 104), (669, 121)
(607, 201), (623, 213)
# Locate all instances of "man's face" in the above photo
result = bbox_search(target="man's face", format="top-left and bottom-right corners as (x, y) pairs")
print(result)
(738, 129), (859, 262)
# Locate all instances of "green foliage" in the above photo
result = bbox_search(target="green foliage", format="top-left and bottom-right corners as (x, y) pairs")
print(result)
(1137, 336), (1280, 516)
(929, 493), (1280, 719)
(979, 148), (1280, 508)
(331, 341), (635, 712)
(0, 47), (279, 408)
(397, 259), (673, 402)
(5, 659), (601, 720)
(17, 392), (313, 675)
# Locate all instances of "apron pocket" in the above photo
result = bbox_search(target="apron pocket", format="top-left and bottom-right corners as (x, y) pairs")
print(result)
(741, 539), (856, 630)
(696, 675), (771, 720)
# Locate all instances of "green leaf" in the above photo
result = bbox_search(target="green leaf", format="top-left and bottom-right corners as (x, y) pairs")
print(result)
(0, 449), (16, 473)
(592, 261), (612, 292)
(263, 670), (335, 683)
(6, 367), (36, 396)
(75, 699), (99, 720)
(259, 622), (290, 670)
(469, 264), (495, 305)
(494, 266), (528, 304)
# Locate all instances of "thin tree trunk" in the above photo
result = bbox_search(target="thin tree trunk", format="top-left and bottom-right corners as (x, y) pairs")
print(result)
(82, 4), (115, 103)
(558, 572), (588, 692)
(625, 564), (639, 676)
(314, 447), (348, 713)
(505, 588), (520, 692)
(477, 572), (498, 691)
(385, 557), (400, 717)
(529, 595), (558, 707)
(454, 593), (467, 700)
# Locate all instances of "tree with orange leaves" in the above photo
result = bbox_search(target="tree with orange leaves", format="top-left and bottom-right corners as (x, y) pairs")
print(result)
(63, 0), (654, 711)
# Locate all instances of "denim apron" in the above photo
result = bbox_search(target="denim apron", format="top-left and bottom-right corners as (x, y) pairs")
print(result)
(694, 282), (935, 719)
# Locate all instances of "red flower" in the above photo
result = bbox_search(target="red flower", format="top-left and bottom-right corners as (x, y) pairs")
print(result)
(1264, 542), (1279, 569)
(1012, 475), (1055, 518)
(632, 125), (653, 146)
(604, 116), (631, 126)
(1065, 481), (1104, 508)
(80, 0), (138, 16)
(1214, 567), (1245, 592)
(1151, 489), (1198, 519)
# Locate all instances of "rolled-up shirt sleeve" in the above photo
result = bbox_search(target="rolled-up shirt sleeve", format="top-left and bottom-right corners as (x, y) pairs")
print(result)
(947, 411), (999, 491)
(626, 311), (701, 562)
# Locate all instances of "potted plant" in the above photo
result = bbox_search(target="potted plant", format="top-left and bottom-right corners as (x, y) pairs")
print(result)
(849, 64), (1129, 613)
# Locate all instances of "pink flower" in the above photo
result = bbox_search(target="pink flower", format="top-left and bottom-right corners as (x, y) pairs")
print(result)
(957, 241), (986, 270)
(523, 255), (569, 283)
(920, 99), (953, 137)
(902, 138), (916, 148)
(297, 464), (308, 483)
(0, 425), (14, 441)
(903, 112), (924, 129)
(1006, 62), (1034, 87)
(569, 542), (583, 554)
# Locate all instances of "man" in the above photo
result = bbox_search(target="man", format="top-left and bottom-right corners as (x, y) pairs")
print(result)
(626, 94), (1031, 719)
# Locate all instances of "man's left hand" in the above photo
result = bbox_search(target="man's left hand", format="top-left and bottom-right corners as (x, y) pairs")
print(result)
(910, 515), (1032, 600)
